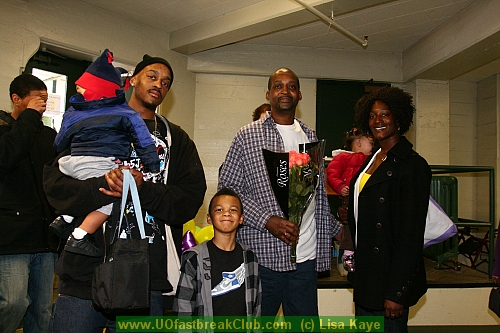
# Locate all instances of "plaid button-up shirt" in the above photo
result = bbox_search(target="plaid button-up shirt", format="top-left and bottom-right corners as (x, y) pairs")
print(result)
(219, 114), (341, 272)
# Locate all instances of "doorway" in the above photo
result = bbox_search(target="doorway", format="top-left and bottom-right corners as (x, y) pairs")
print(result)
(25, 48), (91, 131)
(31, 68), (67, 131)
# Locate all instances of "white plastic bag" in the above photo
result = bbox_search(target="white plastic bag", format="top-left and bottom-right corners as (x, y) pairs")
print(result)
(424, 196), (458, 248)
(163, 225), (181, 296)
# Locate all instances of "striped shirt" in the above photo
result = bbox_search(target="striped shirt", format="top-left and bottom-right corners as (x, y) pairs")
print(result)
(219, 114), (341, 272)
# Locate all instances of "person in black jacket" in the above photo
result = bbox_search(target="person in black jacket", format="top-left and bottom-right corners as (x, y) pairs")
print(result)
(44, 55), (207, 332)
(347, 87), (431, 333)
(0, 74), (58, 333)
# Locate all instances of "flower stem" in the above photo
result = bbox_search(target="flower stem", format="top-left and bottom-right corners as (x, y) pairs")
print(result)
(291, 243), (297, 263)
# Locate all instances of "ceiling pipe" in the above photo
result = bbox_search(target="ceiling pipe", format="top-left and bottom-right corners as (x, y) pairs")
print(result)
(293, 0), (368, 48)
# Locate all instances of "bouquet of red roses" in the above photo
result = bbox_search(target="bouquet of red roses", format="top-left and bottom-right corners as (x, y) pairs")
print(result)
(263, 140), (325, 263)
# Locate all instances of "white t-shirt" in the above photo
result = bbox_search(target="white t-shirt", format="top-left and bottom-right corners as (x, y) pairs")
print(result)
(276, 120), (317, 263)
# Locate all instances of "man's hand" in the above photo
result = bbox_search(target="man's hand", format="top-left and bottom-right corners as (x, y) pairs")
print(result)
(99, 167), (143, 198)
(493, 275), (500, 285)
(27, 96), (47, 114)
(265, 216), (299, 246)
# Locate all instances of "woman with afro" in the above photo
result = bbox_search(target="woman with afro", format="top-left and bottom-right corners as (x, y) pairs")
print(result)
(346, 86), (431, 332)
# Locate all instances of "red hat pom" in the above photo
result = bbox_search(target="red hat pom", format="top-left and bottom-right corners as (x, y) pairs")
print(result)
(107, 51), (113, 64)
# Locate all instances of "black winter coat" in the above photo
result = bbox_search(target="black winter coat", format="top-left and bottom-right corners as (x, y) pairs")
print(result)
(348, 137), (431, 310)
(0, 109), (58, 254)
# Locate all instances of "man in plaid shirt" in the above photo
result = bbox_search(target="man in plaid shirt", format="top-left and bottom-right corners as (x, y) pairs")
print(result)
(219, 68), (342, 316)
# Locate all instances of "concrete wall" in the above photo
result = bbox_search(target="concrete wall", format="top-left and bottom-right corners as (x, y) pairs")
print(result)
(413, 80), (450, 164)
(477, 75), (498, 222)
(450, 81), (477, 220)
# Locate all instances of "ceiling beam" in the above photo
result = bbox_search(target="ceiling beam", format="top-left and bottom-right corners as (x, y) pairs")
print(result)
(169, 0), (392, 55)
(403, 0), (500, 82)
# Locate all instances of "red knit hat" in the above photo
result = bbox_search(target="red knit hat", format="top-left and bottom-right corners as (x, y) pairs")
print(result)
(75, 49), (121, 100)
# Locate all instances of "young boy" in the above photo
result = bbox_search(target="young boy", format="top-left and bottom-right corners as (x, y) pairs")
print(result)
(174, 188), (261, 316)
(49, 49), (160, 257)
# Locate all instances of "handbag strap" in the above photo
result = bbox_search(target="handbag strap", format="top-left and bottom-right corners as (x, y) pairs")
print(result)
(117, 169), (146, 240)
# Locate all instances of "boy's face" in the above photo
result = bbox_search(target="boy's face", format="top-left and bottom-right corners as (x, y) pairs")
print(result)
(207, 195), (243, 234)
(12, 89), (48, 113)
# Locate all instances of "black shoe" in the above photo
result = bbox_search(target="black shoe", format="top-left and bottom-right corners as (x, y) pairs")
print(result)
(49, 216), (75, 239)
(64, 234), (103, 257)
(343, 254), (355, 273)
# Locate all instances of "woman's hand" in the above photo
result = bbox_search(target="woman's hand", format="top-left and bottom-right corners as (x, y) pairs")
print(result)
(493, 275), (500, 285)
(384, 299), (404, 319)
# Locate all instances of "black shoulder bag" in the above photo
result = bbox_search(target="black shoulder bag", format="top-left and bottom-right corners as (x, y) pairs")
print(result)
(92, 169), (150, 312)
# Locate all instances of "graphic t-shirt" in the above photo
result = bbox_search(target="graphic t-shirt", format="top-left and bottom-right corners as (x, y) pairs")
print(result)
(207, 240), (246, 316)
(113, 117), (170, 291)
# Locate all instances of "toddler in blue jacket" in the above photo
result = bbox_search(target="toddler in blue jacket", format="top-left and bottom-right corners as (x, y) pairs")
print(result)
(50, 49), (160, 257)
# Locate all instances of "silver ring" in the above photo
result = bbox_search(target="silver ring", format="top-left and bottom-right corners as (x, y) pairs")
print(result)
(284, 231), (287, 237)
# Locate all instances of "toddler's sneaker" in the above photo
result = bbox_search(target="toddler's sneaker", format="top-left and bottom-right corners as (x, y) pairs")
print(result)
(342, 254), (355, 273)
(64, 234), (103, 257)
(49, 216), (75, 239)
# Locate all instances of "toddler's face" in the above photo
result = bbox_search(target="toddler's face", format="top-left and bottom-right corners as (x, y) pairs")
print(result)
(76, 85), (85, 95)
(357, 135), (374, 155)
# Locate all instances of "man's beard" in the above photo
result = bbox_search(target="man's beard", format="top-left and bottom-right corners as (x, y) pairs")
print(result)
(277, 103), (295, 112)
(143, 100), (159, 112)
